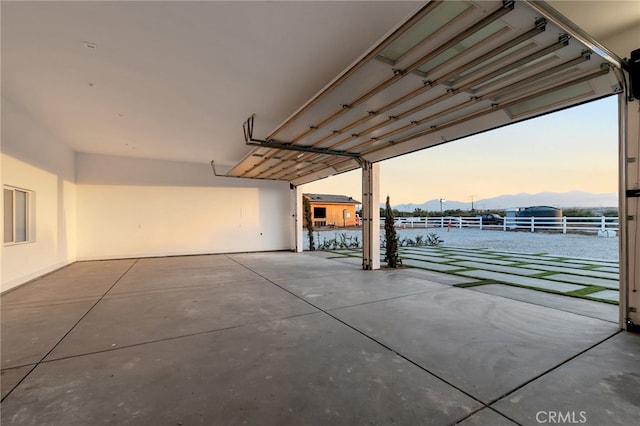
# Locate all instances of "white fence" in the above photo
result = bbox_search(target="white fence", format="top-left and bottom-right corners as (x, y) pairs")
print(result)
(380, 216), (619, 235)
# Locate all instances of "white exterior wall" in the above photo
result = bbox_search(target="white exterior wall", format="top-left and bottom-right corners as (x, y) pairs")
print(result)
(75, 153), (292, 260)
(1, 99), (77, 292)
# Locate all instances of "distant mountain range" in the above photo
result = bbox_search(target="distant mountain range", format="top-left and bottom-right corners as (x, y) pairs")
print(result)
(389, 191), (618, 212)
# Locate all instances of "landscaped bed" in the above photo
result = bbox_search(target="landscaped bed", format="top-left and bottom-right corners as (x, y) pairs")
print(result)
(318, 240), (619, 305)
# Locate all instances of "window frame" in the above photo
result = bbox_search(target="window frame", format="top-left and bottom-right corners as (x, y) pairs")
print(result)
(3, 185), (34, 246)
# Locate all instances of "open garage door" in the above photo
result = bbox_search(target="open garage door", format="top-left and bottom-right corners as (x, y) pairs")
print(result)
(221, 0), (639, 330)
(226, 0), (623, 184)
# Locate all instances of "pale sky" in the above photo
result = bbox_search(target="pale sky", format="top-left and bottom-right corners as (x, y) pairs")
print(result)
(302, 96), (618, 204)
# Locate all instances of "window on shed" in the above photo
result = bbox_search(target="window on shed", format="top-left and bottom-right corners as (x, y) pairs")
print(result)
(314, 207), (327, 218)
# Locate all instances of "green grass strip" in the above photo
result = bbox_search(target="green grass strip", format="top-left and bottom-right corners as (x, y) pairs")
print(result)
(566, 286), (610, 297)
(454, 280), (495, 288)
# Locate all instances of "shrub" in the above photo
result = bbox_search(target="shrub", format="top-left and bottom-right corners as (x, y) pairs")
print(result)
(425, 232), (442, 246)
(303, 197), (315, 251)
(384, 196), (402, 268)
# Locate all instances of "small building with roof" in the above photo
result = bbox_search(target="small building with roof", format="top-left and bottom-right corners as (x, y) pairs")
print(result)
(304, 194), (361, 228)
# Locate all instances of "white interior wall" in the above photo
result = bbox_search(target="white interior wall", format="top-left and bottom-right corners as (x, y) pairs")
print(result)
(75, 153), (292, 260)
(1, 98), (294, 290)
(1, 99), (77, 292)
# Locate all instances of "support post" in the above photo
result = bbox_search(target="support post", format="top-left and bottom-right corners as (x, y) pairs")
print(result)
(291, 184), (303, 253)
(619, 90), (640, 330)
(361, 161), (380, 270)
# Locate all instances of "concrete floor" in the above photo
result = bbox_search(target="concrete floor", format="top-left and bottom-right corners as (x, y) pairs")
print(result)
(1, 252), (638, 425)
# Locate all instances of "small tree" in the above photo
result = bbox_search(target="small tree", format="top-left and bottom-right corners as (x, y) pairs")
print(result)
(303, 196), (315, 251)
(384, 195), (401, 268)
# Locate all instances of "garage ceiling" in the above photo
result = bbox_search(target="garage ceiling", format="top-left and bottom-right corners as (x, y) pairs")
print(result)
(2, 1), (638, 184)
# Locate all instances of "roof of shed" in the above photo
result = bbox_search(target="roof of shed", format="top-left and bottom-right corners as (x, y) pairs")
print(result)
(304, 194), (361, 205)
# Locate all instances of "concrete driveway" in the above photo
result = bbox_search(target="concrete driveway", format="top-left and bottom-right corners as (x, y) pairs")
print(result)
(1, 252), (637, 425)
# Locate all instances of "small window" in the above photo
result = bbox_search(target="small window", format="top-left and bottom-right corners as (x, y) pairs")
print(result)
(313, 207), (327, 219)
(4, 186), (32, 244)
